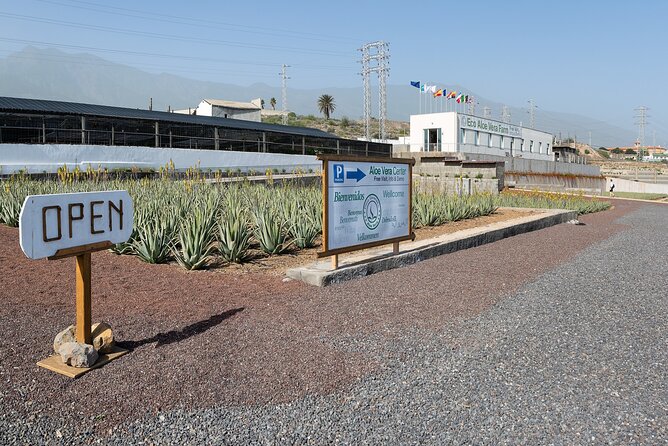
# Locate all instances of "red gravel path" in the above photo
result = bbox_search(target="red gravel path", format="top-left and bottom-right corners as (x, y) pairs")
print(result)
(0, 201), (640, 430)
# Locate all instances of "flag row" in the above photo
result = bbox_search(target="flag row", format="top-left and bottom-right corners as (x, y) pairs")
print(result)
(410, 81), (472, 103)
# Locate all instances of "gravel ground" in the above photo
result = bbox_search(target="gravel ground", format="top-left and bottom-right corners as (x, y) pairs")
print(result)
(1, 200), (666, 444)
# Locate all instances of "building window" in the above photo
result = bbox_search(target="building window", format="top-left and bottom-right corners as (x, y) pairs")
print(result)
(500, 136), (505, 149)
(539, 141), (543, 153)
(530, 140), (534, 152)
(461, 128), (466, 144)
(547, 143), (551, 153)
(488, 133), (493, 147)
(521, 139), (525, 151)
(475, 131), (480, 145)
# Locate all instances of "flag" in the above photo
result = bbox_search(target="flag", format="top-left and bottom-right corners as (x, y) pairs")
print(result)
(465, 96), (473, 104)
(447, 91), (457, 99)
(433, 89), (443, 97)
(422, 84), (436, 94)
(410, 81), (421, 89)
(456, 94), (464, 103)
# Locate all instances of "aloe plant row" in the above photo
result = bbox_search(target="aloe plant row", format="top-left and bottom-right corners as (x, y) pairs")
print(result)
(0, 174), (610, 271)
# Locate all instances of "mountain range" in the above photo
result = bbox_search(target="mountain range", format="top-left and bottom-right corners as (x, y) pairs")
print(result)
(0, 47), (636, 147)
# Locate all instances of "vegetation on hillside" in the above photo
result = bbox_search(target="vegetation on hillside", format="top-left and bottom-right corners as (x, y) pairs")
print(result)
(317, 94), (336, 120)
(263, 113), (410, 140)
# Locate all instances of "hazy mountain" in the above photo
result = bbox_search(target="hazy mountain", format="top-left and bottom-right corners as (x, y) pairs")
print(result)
(0, 47), (635, 147)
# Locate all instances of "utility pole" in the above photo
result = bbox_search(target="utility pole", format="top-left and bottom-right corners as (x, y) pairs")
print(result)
(280, 64), (290, 125)
(634, 106), (649, 160)
(483, 107), (491, 119)
(501, 105), (511, 123)
(527, 99), (536, 129)
(359, 41), (390, 141)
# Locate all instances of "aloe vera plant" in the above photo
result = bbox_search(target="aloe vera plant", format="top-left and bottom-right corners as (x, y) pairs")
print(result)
(172, 202), (218, 270)
(253, 207), (290, 255)
(218, 206), (252, 263)
(289, 211), (319, 249)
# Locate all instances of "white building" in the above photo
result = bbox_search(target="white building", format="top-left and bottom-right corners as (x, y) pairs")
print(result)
(174, 98), (262, 122)
(410, 112), (554, 161)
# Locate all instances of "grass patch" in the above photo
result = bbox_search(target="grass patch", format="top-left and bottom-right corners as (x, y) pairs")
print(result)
(608, 191), (667, 200)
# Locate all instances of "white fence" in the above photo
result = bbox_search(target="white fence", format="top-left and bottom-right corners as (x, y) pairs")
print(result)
(609, 177), (668, 194)
(0, 144), (320, 175)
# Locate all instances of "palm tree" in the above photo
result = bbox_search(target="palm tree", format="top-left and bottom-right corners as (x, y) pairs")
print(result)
(260, 99), (265, 109)
(317, 94), (336, 120)
(270, 97), (276, 110)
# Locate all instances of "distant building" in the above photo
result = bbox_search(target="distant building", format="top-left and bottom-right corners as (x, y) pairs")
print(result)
(0, 96), (390, 174)
(409, 112), (554, 162)
(174, 98), (262, 122)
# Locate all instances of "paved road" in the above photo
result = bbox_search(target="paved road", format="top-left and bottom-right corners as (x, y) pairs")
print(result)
(102, 203), (666, 444)
(2, 201), (666, 445)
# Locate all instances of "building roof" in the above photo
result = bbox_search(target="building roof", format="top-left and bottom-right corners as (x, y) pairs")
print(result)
(0, 96), (334, 139)
(202, 99), (261, 110)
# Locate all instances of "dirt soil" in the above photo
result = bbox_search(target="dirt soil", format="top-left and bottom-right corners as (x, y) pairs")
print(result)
(0, 202), (639, 434)
(223, 208), (536, 276)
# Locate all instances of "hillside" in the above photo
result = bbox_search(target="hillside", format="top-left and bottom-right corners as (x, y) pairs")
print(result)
(0, 47), (639, 147)
(263, 114), (409, 141)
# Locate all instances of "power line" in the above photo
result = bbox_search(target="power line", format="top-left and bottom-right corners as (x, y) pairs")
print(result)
(280, 64), (290, 125)
(527, 99), (536, 129)
(501, 105), (511, 123)
(634, 106), (649, 158)
(359, 41), (390, 141)
(34, 0), (362, 44)
(0, 12), (351, 57)
(0, 37), (355, 71)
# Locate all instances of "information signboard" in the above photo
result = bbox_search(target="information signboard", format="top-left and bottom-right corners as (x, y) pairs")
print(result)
(319, 154), (415, 258)
(19, 190), (134, 260)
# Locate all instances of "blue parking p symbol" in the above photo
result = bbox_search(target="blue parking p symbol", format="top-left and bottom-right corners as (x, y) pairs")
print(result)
(333, 164), (344, 183)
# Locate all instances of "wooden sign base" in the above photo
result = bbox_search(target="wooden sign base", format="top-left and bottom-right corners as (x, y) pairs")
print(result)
(39, 247), (128, 378)
(37, 346), (129, 378)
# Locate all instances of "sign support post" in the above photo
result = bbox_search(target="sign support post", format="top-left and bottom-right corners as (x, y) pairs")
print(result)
(75, 252), (92, 345)
(19, 190), (134, 378)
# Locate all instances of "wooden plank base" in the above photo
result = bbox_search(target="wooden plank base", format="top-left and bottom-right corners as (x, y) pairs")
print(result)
(37, 346), (129, 378)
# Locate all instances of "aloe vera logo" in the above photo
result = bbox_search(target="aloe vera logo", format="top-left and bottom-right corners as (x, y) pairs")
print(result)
(362, 194), (381, 230)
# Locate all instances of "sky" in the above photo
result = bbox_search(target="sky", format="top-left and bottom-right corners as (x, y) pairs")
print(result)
(2, 0), (668, 145)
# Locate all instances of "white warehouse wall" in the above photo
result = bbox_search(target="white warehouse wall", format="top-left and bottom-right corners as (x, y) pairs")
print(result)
(409, 112), (554, 162)
(0, 144), (320, 175)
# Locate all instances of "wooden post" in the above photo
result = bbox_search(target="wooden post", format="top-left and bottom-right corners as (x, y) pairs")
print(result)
(331, 254), (338, 270)
(393, 242), (399, 254)
(75, 253), (92, 345)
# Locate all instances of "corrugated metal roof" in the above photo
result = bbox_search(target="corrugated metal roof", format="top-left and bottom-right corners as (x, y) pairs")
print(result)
(202, 99), (261, 110)
(0, 96), (336, 139)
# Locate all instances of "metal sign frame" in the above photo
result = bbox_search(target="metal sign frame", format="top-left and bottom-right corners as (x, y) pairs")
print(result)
(318, 154), (415, 260)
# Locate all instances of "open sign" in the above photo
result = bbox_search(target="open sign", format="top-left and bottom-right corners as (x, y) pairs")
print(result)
(19, 191), (134, 260)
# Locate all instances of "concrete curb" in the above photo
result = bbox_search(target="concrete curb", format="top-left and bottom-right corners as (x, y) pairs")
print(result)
(287, 208), (578, 287)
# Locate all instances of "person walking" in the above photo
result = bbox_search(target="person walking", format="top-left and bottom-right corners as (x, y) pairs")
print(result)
(609, 179), (615, 197)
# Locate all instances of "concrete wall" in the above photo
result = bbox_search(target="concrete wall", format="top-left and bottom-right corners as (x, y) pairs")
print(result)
(609, 177), (668, 194)
(0, 144), (320, 175)
(466, 153), (601, 176)
(507, 173), (606, 194)
(414, 176), (499, 195)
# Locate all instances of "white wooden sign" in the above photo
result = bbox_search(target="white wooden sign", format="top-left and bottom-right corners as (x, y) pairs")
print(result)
(19, 190), (134, 259)
(320, 156), (414, 257)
